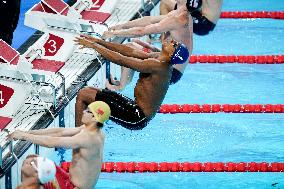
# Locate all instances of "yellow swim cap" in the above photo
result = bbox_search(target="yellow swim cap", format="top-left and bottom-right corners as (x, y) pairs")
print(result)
(88, 101), (111, 124)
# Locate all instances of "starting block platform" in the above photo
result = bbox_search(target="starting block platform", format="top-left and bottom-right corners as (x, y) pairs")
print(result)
(25, 0), (114, 35)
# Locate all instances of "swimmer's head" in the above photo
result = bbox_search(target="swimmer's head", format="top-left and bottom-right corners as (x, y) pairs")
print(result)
(84, 101), (111, 127)
(169, 41), (189, 65)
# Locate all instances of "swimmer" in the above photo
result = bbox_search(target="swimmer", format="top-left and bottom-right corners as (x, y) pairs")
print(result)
(102, 0), (193, 85)
(9, 101), (111, 189)
(74, 35), (189, 130)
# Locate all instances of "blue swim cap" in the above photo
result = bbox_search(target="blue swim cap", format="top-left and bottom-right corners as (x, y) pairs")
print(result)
(170, 43), (189, 65)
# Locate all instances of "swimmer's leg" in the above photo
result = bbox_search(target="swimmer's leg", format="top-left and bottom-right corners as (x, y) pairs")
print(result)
(75, 87), (99, 127)
(159, 0), (176, 41)
(160, 0), (176, 15)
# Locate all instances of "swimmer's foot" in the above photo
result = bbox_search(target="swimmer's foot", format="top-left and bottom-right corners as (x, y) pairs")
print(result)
(109, 74), (120, 86)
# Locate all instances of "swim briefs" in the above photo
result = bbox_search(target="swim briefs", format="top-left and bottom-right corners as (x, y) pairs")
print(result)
(191, 11), (216, 35)
(174, 3), (216, 35)
(95, 89), (150, 130)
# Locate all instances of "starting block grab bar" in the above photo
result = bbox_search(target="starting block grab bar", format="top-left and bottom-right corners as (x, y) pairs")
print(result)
(0, 75), (63, 110)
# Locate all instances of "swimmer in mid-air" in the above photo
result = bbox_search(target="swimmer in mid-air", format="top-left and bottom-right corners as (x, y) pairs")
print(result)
(74, 35), (189, 130)
(102, 0), (222, 89)
(102, 0), (194, 85)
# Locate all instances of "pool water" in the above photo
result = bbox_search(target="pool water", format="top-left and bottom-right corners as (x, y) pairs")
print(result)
(14, 0), (284, 188)
(97, 0), (284, 188)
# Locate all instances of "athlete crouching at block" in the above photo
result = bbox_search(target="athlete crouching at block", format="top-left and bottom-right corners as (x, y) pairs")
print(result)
(9, 101), (111, 189)
(74, 35), (189, 130)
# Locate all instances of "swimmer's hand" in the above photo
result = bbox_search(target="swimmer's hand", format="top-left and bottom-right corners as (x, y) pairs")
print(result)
(7, 130), (27, 141)
(109, 74), (120, 86)
(74, 37), (95, 49)
(106, 80), (123, 91)
(80, 34), (100, 43)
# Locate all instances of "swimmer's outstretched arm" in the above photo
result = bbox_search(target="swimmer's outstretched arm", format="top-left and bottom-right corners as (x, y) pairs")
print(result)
(9, 130), (92, 149)
(77, 41), (162, 73)
(76, 35), (151, 59)
(103, 11), (188, 39)
(27, 127), (83, 137)
(132, 39), (161, 52)
(109, 15), (166, 30)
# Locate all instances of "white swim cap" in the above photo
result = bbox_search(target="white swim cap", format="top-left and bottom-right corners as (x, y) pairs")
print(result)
(36, 157), (56, 184)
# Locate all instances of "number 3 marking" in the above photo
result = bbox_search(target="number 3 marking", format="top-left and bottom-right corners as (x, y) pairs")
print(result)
(47, 40), (57, 53)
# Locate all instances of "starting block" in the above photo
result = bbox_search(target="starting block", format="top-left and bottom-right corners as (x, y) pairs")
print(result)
(0, 32), (72, 111)
(24, 0), (117, 36)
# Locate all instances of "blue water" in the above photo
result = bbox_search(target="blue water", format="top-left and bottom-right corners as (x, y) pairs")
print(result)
(14, 0), (284, 188)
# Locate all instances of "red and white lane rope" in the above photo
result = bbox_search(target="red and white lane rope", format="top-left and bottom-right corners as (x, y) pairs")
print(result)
(61, 162), (284, 173)
(159, 104), (284, 114)
(189, 55), (284, 64)
(220, 11), (284, 19)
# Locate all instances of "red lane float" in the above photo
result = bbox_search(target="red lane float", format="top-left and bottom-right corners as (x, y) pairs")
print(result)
(159, 104), (284, 113)
(61, 162), (284, 173)
(221, 11), (284, 19)
(189, 55), (284, 64)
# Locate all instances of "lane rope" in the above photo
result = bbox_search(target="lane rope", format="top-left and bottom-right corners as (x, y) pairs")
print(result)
(159, 104), (284, 113)
(61, 162), (284, 172)
(189, 55), (284, 64)
(220, 11), (284, 19)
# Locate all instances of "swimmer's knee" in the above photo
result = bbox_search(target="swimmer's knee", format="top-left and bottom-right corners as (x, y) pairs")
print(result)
(77, 87), (94, 99)
(77, 88), (87, 99)
(160, 0), (174, 14)
(160, 0), (173, 8)
(159, 0), (167, 8)
(81, 86), (97, 93)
